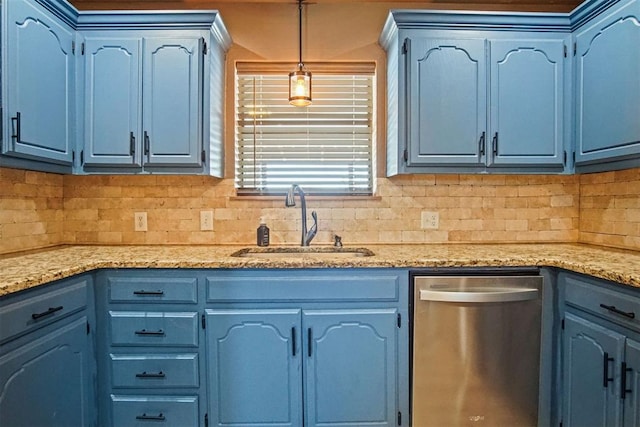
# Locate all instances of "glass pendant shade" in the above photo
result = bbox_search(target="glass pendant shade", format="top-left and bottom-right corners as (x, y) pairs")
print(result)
(289, 66), (312, 107)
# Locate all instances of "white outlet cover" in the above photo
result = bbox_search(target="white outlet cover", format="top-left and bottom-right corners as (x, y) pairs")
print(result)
(200, 211), (214, 231)
(134, 212), (147, 232)
(421, 211), (439, 229)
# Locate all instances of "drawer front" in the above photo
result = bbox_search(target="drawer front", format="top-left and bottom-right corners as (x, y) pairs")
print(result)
(0, 279), (88, 343)
(111, 353), (199, 388)
(206, 270), (400, 302)
(108, 277), (198, 304)
(110, 312), (199, 347)
(111, 395), (198, 427)
(564, 274), (640, 330)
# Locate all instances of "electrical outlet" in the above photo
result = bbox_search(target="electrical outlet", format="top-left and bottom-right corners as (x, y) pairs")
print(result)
(421, 211), (439, 229)
(134, 212), (147, 232)
(200, 210), (214, 231)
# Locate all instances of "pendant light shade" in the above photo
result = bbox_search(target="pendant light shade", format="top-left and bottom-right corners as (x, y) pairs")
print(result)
(289, 0), (311, 107)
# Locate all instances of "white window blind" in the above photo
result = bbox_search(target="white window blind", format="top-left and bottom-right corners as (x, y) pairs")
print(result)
(235, 63), (375, 195)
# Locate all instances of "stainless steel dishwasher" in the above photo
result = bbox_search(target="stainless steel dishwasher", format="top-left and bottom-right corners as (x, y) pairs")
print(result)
(411, 274), (543, 427)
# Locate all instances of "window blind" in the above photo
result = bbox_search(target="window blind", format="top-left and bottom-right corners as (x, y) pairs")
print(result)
(235, 63), (375, 195)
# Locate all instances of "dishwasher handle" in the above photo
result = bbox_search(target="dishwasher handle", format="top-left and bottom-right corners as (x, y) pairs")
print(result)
(419, 287), (539, 303)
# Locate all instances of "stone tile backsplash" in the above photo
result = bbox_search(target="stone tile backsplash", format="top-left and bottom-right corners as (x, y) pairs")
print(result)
(1, 167), (638, 254)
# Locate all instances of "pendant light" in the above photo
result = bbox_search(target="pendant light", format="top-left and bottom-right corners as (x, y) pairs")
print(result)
(289, 0), (312, 107)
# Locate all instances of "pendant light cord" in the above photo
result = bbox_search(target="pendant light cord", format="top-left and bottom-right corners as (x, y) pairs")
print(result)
(298, 0), (303, 66)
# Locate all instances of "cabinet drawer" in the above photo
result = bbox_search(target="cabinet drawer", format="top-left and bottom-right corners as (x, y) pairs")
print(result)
(111, 353), (199, 388)
(111, 395), (198, 427)
(564, 274), (640, 330)
(206, 270), (400, 302)
(109, 312), (199, 347)
(0, 279), (87, 343)
(108, 277), (198, 304)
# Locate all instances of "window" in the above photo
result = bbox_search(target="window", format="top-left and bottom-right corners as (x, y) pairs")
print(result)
(235, 62), (375, 196)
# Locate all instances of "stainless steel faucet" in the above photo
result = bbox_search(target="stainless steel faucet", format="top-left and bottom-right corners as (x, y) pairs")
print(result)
(285, 184), (317, 246)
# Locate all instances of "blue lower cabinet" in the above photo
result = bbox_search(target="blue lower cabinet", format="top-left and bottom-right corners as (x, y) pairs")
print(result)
(304, 309), (398, 427)
(111, 353), (199, 388)
(624, 339), (640, 427)
(111, 395), (199, 427)
(562, 313), (625, 427)
(205, 309), (303, 427)
(0, 317), (92, 427)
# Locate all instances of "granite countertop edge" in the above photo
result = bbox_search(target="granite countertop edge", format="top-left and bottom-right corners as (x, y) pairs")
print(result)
(0, 243), (637, 297)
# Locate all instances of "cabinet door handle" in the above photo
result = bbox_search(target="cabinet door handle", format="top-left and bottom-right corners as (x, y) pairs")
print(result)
(31, 305), (63, 320)
(599, 304), (636, 319)
(144, 131), (150, 155)
(129, 132), (136, 156)
(291, 327), (297, 357)
(621, 362), (633, 399)
(308, 328), (313, 357)
(478, 132), (486, 155)
(11, 112), (21, 142)
(136, 413), (165, 421)
(133, 290), (165, 296)
(492, 132), (498, 155)
(134, 329), (165, 336)
(603, 352), (614, 388)
(136, 371), (166, 379)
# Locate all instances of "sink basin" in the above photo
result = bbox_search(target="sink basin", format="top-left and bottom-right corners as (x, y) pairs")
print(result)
(231, 247), (375, 258)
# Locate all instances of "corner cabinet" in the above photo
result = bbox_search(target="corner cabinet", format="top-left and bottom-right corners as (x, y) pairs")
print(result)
(0, 274), (95, 427)
(1, 0), (76, 173)
(560, 271), (640, 427)
(204, 269), (409, 427)
(380, 11), (572, 175)
(573, 0), (640, 172)
(76, 12), (231, 175)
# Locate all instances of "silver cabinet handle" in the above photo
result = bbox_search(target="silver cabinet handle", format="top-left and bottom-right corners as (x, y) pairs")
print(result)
(419, 287), (538, 303)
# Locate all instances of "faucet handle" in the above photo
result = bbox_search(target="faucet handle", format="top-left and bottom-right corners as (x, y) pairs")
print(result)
(333, 234), (343, 247)
(304, 211), (318, 246)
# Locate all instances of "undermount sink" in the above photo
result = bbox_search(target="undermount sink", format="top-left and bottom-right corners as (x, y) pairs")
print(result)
(231, 247), (375, 258)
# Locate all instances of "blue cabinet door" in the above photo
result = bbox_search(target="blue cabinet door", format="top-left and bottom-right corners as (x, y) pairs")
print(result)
(0, 317), (92, 427)
(205, 309), (303, 427)
(489, 39), (567, 167)
(142, 37), (203, 167)
(563, 312), (625, 427)
(406, 37), (487, 167)
(83, 36), (142, 167)
(624, 339), (640, 427)
(5, 0), (75, 166)
(574, 0), (640, 167)
(303, 309), (398, 427)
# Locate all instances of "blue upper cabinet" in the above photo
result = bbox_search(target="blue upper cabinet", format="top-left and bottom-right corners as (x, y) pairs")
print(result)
(83, 36), (142, 167)
(406, 38), (487, 168)
(489, 39), (566, 167)
(77, 14), (230, 175)
(142, 37), (203, 168)
(573, 0), (640, 172)
(380, 12), (572, 175)
(2, 0), (76, 173)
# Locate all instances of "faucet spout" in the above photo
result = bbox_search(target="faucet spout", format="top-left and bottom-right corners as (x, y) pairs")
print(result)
(285, 184), (316, 246)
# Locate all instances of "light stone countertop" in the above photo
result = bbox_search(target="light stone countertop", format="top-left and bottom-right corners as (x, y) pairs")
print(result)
(0, 243), (638, 297)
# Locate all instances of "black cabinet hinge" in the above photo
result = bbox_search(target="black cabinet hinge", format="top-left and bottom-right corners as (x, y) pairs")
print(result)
(72, 41), (75, 55)
(402, 38), (408, 55)
(572, 151), (576, 163)
(563, 150), (567, 166)
(203, 39), (208, 55)
(403, 149), (408, 163)
(80, 150), (84, 166)
(564, 45), (567, 58)
(398, 411), (402, 425)
(201, 314), (206, 329)
(201, 150), (206, 164)
(573, 43), (577, 56)
(397, 313), (401, 328)
(562, 318), (565, 330)
(86, 321), (90, 335)
(204, 413), (209, 427)
(72, 150), (75, 162)
(81, 42), (85, 55)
